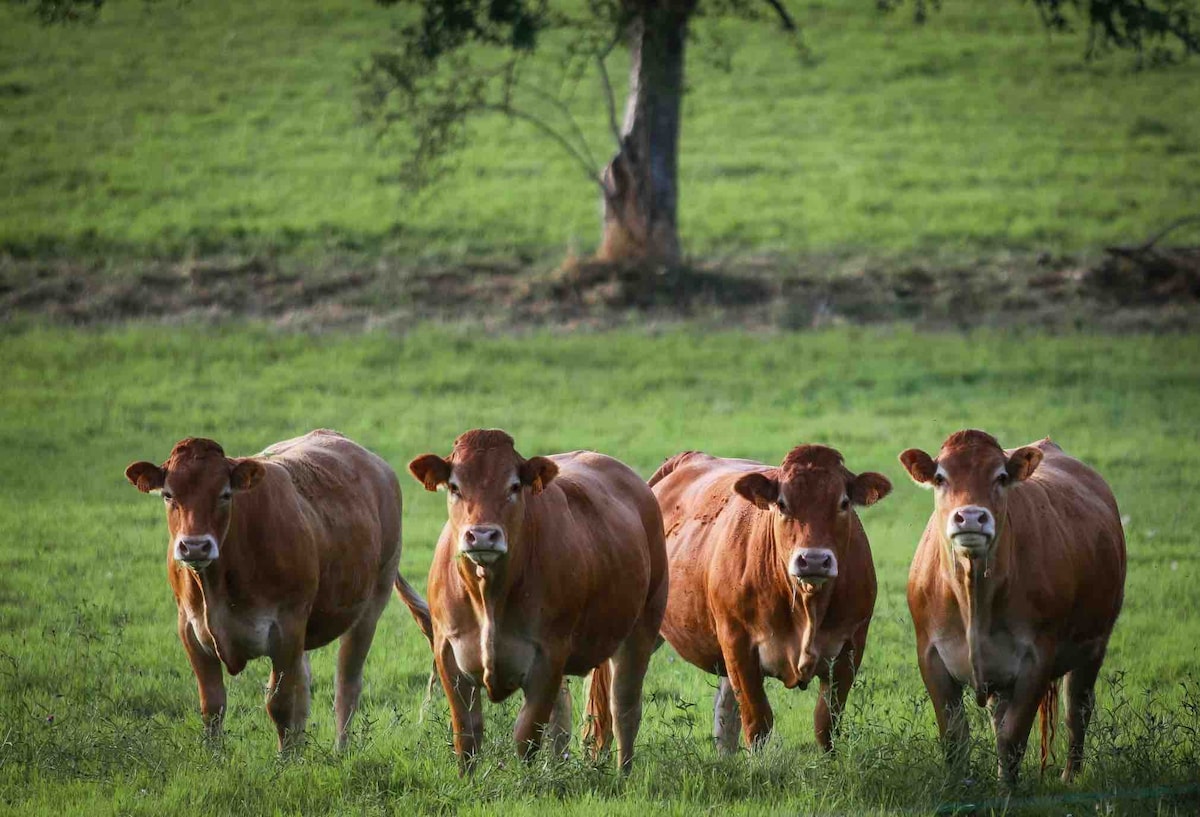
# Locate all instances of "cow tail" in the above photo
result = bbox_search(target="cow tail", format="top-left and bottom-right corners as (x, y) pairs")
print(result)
(1038, 679), (1061, 776)
(648, 451), (698, 487)
(582, 660), (614, 759)
(394, 573), (433, 647)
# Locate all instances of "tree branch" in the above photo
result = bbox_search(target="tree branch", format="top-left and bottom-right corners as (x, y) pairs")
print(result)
(479, 103), (605, 191)
(595, 53), (623, 151)
(761, 0), (797, 32)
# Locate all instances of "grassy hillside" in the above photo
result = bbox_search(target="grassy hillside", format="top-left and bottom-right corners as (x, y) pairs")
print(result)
(0, 1), (1198, 258)
(1, 325), (1198, 814)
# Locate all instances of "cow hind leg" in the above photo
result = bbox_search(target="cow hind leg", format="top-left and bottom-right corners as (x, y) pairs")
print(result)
(266, 652), (311, 753)
(334, 589), (390, 751)
(815, 628), (866, 754)
(608, 630), (657, 773)
(1062, 657), (1102, 783)
(547, 681), (573, 759)
(713, 676), (741, 755)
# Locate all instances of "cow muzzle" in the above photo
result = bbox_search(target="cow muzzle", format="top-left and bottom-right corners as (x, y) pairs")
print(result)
(788, 548), (838, 591)
(460, 525), (508, 567)
(946, 505), (995, 556)
(174, 535), (218, 571)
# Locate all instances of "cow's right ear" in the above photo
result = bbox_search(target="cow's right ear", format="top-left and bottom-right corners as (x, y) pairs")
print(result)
(733, 472), (780, 510)
(408, 454), (452, 492)
(899, 449), (937, 486)
(125, 461), (165, 494)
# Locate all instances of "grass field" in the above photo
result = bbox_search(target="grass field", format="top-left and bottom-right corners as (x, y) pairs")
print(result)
(1, 1), (1199, 259)
(2, 324), (1199, 815)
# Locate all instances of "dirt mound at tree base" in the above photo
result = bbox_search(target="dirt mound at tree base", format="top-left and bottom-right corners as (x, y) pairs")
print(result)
(3, 250), (1199, 332)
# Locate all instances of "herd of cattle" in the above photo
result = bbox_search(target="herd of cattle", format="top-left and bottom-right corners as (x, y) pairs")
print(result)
(124, 427), (1126, 787)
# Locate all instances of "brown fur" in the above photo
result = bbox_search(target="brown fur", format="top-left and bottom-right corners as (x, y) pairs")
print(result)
(408, 430), (667, 773)
(124, 429), (430, 751)
(901, 431), (1126, 785)
(652, 446), (889, 752)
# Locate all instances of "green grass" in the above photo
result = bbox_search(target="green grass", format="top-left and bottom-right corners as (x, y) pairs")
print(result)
(1, 1), (1199, 258)
(1, 324), (1199, 815)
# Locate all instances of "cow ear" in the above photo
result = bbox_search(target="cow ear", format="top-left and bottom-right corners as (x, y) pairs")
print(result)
(733, 472), (780, 510)
(850, 472), (892, 506)
(229, 459), (264, 491)
(1006, 446), (1043, 482)
(408, 454), (452, 492)
(899, 449), (937, 486)
(520, 456), (559, 495)
(125, 461), (165, 494)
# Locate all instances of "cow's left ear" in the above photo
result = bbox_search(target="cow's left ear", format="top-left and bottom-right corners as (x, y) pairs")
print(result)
(1006, 446), (1043, 482)
(125, 461), (165, 493)
(519, 456), (558, 495)
(229, 459), (265, 491)
(849, 472), (892, 506)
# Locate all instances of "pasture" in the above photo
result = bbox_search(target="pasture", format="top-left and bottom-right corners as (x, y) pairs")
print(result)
(2, 324), (1198, 815)
(1, 0), (1199, 259)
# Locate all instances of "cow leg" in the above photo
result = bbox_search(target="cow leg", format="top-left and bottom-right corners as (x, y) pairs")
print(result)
(266, 626), (310, 753)
(334, 588), (389, 751)
(713, 676), (741, 755)
(1062, 657), (1102, 783)
(435, 639), (484, 773)
(815, 625), (867, 754)
(547, 681), (573, 759)
(514, 660), (566, 763)
(178, 614), (225, 741)
(719, 633), (773, 750)
(918, 642), (968, 770)
(991, 670), (1051, 789)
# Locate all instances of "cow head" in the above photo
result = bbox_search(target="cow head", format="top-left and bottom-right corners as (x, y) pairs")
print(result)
(900, 429), (1043, 560)
(408, 429), (557, 575)
(125, 438), (264, 571)
(732, 445), (891, 593)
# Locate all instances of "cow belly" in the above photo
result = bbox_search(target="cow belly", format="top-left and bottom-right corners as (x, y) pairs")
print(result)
(933, 632), (1034, 692)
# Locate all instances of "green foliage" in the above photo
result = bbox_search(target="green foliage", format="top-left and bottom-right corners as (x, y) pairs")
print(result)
(1, 324), (1199, 814)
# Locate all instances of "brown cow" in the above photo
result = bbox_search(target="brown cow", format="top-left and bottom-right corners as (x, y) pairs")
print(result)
(408, 429), (667, 772)
(650, 446), (891, 753)
(125, 430), (432, 751)
(900, 430), (1126, 785)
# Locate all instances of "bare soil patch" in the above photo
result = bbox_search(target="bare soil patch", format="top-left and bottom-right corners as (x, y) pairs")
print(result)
(3, 248), (1199, 332)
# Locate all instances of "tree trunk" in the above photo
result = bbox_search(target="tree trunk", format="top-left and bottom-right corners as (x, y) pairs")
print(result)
(597, 1), (695, 267)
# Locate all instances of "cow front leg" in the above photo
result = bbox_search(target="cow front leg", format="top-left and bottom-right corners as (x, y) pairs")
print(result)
(815, 625), (867, 753)
(719, 630), (773, 750)
(992, 666), (1053, 789)
(514, 658), (566, 763)
(435, 639), (484, 773)
(917, 640), (968, 771)
(178, 614), (225, 742)
(266, 629), (311, 754)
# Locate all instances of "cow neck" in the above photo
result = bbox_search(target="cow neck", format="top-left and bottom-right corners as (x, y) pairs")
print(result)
(758, 509), (835, 677)
(944, 508), (1014, 694)
(457, 502), (538, 698)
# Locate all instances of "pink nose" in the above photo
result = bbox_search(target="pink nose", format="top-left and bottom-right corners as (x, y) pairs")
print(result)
(176, 537), (214, 562)
(952, 508), (990, 531)
(462, 526), (503, 549)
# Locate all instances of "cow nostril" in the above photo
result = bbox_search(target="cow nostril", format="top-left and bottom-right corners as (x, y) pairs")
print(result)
(953, 511), (965, 525)
(977, 511), (988, 524)
(464, 530), (477, 546)
(822, 555), (832, 569)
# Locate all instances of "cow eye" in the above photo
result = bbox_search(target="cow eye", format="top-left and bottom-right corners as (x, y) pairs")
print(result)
(933, 474), (947, 488)
(776, 498), (787, 513)
(996, 472), (1010, 487)
(162, 491), (174, 504)
(447, 483), (461, 500)
(509, 483), (521, 496)
(840, 497), (851, 512)
(219, 489), (233, 502)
